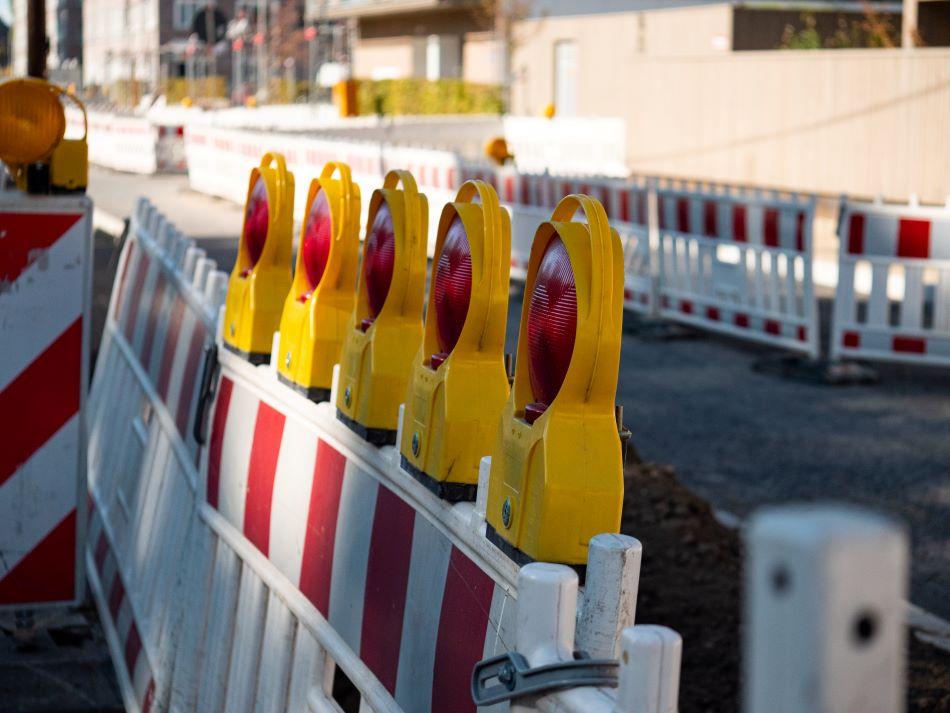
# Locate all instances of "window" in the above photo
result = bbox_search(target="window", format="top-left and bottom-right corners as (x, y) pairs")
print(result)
(173, 0), (201, 31)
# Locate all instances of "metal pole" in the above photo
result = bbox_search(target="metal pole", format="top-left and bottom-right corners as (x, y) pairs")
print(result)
(27, 0), (47, 78)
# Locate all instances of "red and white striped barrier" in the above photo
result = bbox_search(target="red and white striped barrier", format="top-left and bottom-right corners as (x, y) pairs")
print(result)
(655, 181), (818, 356)
(831, 197), (950, 367)
(0, 192), (92, 610)
(65, 108), (185, 174)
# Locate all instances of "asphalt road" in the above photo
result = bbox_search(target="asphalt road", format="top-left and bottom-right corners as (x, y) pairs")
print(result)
(90, 168), (950, 619)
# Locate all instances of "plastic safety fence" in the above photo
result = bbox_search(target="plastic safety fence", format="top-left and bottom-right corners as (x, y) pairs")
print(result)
(84, 198), (679, 713)
(0, 193), (92, 610)
(831, 197), (950, 367)
(655, 181), (818, 357)
(65, 108), (185, 174)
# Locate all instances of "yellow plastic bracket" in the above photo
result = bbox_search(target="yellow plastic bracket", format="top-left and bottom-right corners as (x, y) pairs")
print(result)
(399, 180), (512, 501)
(223, 152), (295, 364)
(335, 169), (428, 445)
(51, 89), (88, 193)
(277, 162), (361, 400)
(486, 193), (625, 566)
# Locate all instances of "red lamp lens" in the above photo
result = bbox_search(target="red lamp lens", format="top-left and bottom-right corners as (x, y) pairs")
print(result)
(526, 235), (576, 408)
(243, 175), (269, 270)
(363, 199), (396, 319)
(300, 189), (332, 299)
(432, 215), (472, 355)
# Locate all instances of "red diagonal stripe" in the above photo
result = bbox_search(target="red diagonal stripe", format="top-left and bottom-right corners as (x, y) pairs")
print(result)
(243, 402), (286, 555)
(0, 319), (82, 487)
(138, 272), (167, 368)
(175, 321), (207, 441)
(156, 297), (186, 401)
(207, 377), (234, 508)
(0, 510), (76, 605)
(897, 218), (930, 259)
(122, 251), (151, 343)
(0, 212), (82, 284)
(112, 241), (137, 321)
(299, 440), (347, 616)
(432, 547), (494, 712)
(360, 487), (415, 694)
(124, 622), (143, 677)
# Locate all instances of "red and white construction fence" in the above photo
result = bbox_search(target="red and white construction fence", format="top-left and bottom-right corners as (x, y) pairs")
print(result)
(66, 108), (186, 174)
(0, 192), (92, 610)
(82, 196), (911, 712)
(832, 196), (950, 368)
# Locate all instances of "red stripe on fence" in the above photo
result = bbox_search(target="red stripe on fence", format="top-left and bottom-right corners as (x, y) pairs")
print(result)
(706, 307), (720, 321)
(843, 331), (860, 348)
(520, 178), (531, 206)
(206, 377), (234, 508)
(703, 201), (718, 238)
(680, 300), (693, 315)
(0, 212), (81, 284)
(735, 313), (750, 328)
(124, 622), (143, 678)
(764, 209), (779, 248)
(893, 336), (926, 354)
(156, 298), (186, 401)
(108, 569), (125, 620)
(299, 440), (347, 617)
(600, 186), (611, 218)
(175, 321), (207, 439)
(637, 191), (647, 226)
(0, 319), (82, 488)
(0, 510), (76, 604)
(112, 242), (137, 320)
(764, 320), (781, 336)
(619, 191), (630, 223)
(360, 487), (415, 694)
(848, 214), (865, 255)
(504, 176), (515, 203)
(732, 205), (747, 242)
(676, 198), (690, 233)
(243, 403), (286, 556)
(138, 272), (167, 368)
(796, 212), (806, 252)
(122, 252), (151, 342)
(797, 326), (807, 342)
(431, 547), (495, 713)
(95, 531), (109, 571)
(897, 218), (930, 259)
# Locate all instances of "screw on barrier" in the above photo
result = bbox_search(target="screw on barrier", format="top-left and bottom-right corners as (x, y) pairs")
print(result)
(343, 386), (351, 407)
(502, 497), (512, 528)
(411, 431), (420, 457)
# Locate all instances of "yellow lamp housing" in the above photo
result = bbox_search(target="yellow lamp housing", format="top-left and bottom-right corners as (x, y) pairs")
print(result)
(399, 180), (512, 501)
(223, 152), (295, 364)
(277, 162), (361, 401)
(486, 194), (625, 568)
(0, 78), (66, 189)
(335, 170), (428, 445)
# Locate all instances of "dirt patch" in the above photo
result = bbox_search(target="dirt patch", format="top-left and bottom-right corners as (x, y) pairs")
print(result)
(621, 460), (950, 713)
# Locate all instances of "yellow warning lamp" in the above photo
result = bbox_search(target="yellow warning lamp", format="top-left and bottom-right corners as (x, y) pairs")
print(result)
(335, 170), (428, 445)
(486, 194), (625, 567)
(277, 162), (361, 401)
(0, 78), (65, 188)
(399, 181), (511, 501)
(223, 153), (295, 364)
(484, 136), (513, 166)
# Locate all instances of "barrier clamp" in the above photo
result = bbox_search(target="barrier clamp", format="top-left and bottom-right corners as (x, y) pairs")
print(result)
(277, 161), (361, 401)
(192, 343), (220, 445)
(335, 169), (428, 445)
(471, 651), (619, 706)
(223, 152), (294, 364)
(399, 179), (512, 501)
(487, 194), (626, 570)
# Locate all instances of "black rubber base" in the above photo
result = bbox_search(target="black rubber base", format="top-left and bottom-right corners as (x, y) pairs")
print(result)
(222, 341), (270, 366)
(399, 455), (477, 503)
(336, 409), (396, 447)
(485, 524), (587, 585)
(276, 372), (331, 403)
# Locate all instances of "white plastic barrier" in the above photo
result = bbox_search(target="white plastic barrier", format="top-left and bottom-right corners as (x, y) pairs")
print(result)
(66, 108), (186, 174)
(502, 116), (628, 178)
(831, 197), (950, 367)
(86, 197), (683, 713)
(185, 125), (460, 254)
(655, 180), (818, 356)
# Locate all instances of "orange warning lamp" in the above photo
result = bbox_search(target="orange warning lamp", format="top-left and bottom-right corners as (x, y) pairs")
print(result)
(335, 170), (428, 445)
(399, 180), (511, 500)
(486, 194), (625, 567)
(223, 153), (295, 364)
(277, 162), (361, 401)
(0, 78), (66, 187)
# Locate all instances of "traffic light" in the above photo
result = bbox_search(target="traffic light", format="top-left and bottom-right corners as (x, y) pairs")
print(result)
(399, 180), (511, 501)
(277, 162), (361, 401)
(486, 194), (625, 567)
(223, 153), (294, 364)
(335, 170), (428, 445)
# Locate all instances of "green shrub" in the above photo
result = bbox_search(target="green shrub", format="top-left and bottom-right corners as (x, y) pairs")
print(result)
(357, 78), (503, 116)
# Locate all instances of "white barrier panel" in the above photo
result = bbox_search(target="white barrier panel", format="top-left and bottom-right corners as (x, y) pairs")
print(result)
(0, 191), (92, 610)
(502, 116), (629, 178)
(86, 198), (683, 713)
(66, 108), (185, 175)
(655, 181), (818, 357)
(831, 197), (950, 367)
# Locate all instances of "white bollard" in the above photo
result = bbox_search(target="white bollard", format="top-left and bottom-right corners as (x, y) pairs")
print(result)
(744, 505), (907, 713)
(612, 625), (682, 713)
(577, 533), (642, 659)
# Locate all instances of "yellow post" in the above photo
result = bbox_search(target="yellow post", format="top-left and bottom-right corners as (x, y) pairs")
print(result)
(277, 162), (361, 400)
(223, 153), (295, 364)
(335, 170), (428, 445)
(399, 180), (512, 501)
(486, 194), (625, 566)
